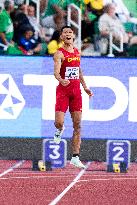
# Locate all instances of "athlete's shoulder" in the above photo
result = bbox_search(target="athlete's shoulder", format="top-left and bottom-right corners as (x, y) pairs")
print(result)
(58, 47), (66, 54)
(58, 47), (64, 51)
(74, 47), (81, 55)
(53, 49), (64, 60)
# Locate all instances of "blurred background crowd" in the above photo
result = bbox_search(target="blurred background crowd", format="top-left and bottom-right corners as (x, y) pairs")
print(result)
(0, 0), (137, 57)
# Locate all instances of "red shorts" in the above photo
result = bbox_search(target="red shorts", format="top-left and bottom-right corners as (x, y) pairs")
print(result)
(55, 83), (82, 113)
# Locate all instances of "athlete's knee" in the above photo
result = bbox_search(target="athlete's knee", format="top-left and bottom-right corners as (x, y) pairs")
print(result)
(73, 121), (81, 130)
(72, 126), (81, 137)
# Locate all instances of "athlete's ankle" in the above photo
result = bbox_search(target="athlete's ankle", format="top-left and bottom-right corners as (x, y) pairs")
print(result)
(72, 154), (79, 157)
(55, 125), (64, 131)
(55, 127), (62, 131)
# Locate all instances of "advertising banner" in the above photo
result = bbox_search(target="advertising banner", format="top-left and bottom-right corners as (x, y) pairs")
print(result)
(0, 56), (137, 139)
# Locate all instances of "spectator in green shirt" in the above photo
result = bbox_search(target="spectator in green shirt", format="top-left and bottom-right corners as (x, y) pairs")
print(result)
(70, 0), (86, 14)
(41, 0), (71, 30)
(0, 0), (14, 47)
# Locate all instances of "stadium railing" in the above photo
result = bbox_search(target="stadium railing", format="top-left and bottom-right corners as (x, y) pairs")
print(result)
(67, 3), (81, 50)
(107, 30), (124, 57)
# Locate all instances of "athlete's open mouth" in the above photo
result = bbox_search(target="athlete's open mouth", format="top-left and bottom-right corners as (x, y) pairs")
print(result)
(66, 37), (71, 40)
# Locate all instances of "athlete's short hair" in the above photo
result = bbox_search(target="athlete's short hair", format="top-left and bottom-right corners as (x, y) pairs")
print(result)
(60, 26), (74, 34)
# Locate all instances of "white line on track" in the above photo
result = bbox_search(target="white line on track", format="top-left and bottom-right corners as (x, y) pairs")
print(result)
(0, 175), (76, 180)
(83, 174), (137, 177)
(0, 160), (25, 178)
(7, 171), (81, 175)
(78, 177), (137, 182)
(49, 162), (91, 205)
(0, 174), (137, 181)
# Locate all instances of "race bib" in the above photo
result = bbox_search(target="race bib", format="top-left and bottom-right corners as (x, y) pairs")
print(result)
(65, 67), (79, 79)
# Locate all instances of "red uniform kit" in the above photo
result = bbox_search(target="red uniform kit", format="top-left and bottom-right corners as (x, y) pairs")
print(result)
(55, 47), (82, 113)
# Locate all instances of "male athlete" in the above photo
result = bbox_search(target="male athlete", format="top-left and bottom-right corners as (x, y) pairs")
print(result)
(53, 26), (93, 169)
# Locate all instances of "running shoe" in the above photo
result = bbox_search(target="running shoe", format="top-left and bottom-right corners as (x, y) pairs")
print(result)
(54, 125), (65, 144)
(70, 156), (86, 169)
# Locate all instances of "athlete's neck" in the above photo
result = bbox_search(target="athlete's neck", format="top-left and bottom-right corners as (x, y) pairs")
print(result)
(63, 43), (74, 53)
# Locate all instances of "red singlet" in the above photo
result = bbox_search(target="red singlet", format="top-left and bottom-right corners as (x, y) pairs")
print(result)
(55, 47), (82, 113)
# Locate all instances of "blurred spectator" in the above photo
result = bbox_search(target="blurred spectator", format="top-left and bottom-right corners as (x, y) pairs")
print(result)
(104, 0), (137, 24)
(0, 2), (4, 13)
(0, 0), (14, 47)
(14, 0), (24, 6)
(17, 25), (45, 55)
(11, 3), (31, 43)
(40, 0), (69, 30)
(81, 0), (103, 41)
(40, 0), (48, 14)
(86, 0), (103, 17)
(99, 4), (129, 44)
(47, 30), (63, 55)
(44, 27), (54, 44)
(99, 3), (137, 55)
(27, 5), (47, 42)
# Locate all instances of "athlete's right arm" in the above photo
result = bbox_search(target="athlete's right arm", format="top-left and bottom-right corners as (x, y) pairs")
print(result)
(54, 51), (70, 86)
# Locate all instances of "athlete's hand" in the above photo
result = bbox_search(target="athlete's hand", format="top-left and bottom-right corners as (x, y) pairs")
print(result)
(84, 88), (93, 97)
(60, 79), (70, 86)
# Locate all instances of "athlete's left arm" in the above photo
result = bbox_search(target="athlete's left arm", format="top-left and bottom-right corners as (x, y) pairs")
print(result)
(79, 68), (93, 97)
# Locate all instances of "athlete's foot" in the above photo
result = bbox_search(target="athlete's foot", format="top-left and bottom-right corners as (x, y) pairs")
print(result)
(54, 125), (65, 144)
(70, 156), (86, 169)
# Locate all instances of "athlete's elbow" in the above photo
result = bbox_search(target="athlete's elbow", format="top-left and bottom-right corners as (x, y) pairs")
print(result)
(54, 72), (59, 81)
(54, 72), (57, 78)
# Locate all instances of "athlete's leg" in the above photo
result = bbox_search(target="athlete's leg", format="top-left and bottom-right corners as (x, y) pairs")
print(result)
(70, 111), (86, 168)
(70, 111), (85, 168)
(54, 111), (65, 130)
(54, 111), (65, 143)
(70, 111), (82, 154)
(54, 85), (68, 143)
(69, 86), (82, 153)
(69, 86), (85, 168)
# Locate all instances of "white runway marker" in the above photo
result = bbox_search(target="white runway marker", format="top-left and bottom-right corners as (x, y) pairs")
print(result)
(78, 177), (137, 182)
(0, 160), (25, 178)
(49, 162), (91, 205)
(0, 175), (78, 180)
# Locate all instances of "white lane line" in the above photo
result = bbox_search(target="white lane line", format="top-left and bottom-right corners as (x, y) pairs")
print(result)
(11, 171), (80, 174)
(78, 177), (137, 182)
(1, 174), (137, 181)
(49, 162), (91, 205)
(83, 174), (136, 176)
(0, 175), (76, 180)
(0, 160), (25, 178)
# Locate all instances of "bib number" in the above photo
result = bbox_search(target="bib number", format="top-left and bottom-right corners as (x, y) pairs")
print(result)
(65, 67), (79, 79)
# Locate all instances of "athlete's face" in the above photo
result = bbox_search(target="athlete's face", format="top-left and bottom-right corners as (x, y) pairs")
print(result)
(60, 28), (75, 44)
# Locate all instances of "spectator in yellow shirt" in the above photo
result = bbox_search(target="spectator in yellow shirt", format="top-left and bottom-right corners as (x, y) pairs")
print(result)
(47, 30), (63, 55)
(85, 0), (103, 10)
(85, 0), (103, 16)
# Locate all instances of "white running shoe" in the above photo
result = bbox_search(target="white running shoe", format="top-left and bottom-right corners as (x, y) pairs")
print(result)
(70, 156), (86, 169)
(54, 125), (65, 144)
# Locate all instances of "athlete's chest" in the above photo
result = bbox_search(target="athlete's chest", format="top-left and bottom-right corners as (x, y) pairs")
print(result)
(63, 53), (80, 65)
(60, 49), (81, 79)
